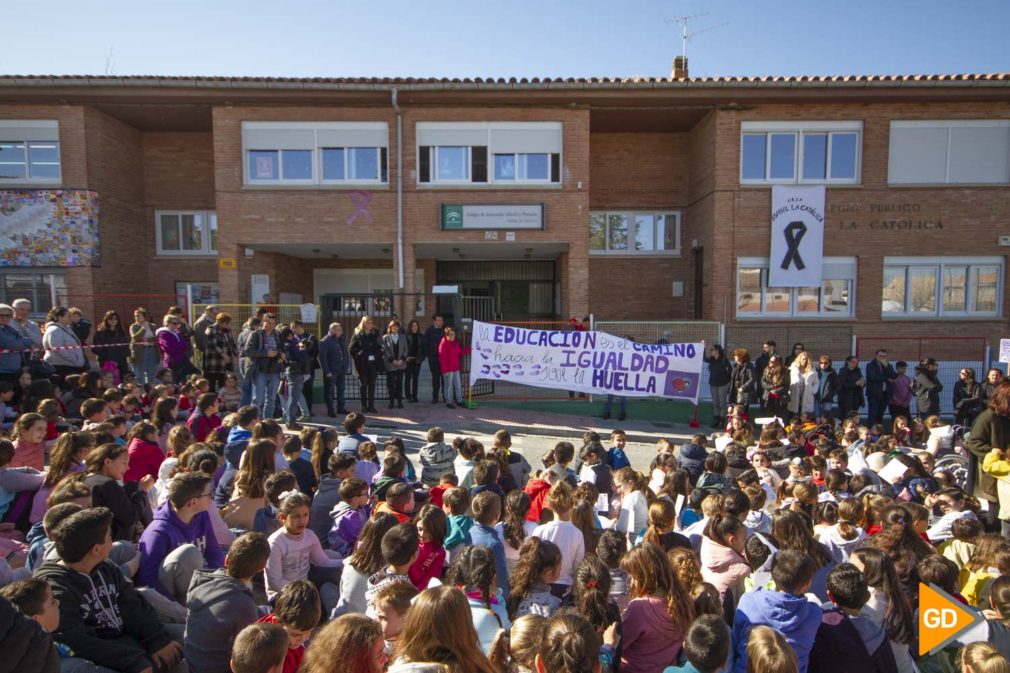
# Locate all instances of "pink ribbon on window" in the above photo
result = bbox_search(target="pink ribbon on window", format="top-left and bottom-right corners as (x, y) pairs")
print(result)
(347, 190), (374, 225)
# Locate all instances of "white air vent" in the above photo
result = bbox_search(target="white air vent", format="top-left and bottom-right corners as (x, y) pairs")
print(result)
(672, 281), (684, 298)
(999, 236), (1010, 247)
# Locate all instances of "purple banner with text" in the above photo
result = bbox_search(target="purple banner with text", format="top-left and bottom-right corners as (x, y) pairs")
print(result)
(469, 320), (703, 402)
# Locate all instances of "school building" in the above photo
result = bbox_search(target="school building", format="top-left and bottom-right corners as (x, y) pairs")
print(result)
(2, 63), (1010, 360)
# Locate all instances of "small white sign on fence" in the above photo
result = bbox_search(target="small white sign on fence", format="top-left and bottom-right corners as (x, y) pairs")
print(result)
(1000, 338), (1010, 364)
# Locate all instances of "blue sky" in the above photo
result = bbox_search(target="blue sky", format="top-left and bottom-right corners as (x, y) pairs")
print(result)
(3, 0), (1008, 79)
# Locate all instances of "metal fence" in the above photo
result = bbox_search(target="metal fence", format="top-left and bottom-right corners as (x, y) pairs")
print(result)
(855, 336), (989, 416)
(725, 324), (855, 364)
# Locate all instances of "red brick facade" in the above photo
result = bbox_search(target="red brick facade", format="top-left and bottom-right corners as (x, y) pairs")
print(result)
(1, 79), (1009, 350)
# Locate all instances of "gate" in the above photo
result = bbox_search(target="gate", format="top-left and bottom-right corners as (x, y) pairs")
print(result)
(319, 292), (495, 401)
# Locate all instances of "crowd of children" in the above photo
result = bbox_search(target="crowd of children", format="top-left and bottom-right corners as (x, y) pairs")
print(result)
(7, 307), (1010, 673)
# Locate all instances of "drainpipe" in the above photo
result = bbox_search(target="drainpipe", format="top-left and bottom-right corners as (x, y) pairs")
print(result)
(392, 89), (404, 290)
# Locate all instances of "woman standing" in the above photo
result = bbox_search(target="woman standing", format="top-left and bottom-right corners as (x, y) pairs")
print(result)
(704, 344), (733, 428)
(381, 320), (407, 409)
(42, 307), (85, 387)
(954, 367), (984, 429)
(439, 327), (471, 410)
(129, 307), (159, 385)
(913, 357), (943, 418)
(967, 383), (1010, 533)
(788, 351), (817, 420)
(203, 312), (238, 391)
(837, 356), (865, 421)
(403, 319), (425, 403)
(729, 348), (758, 412)
(785, 342), (805, 368)
(348, 316), (382, 413)
(92, 310), (130, 382)
(814, 356), (838, 420)
(156, 314), (191, 383)
(761, 355), (790, 420)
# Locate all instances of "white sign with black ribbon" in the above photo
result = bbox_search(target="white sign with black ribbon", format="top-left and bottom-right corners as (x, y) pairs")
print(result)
(768, 185), (825, 288)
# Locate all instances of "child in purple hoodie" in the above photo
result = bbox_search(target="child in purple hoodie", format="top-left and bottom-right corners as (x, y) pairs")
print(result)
(328, 477), (371, 556)
(138, 472), (224, 602)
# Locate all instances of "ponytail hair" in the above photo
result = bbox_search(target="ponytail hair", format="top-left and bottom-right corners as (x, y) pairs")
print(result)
(962, 642), (1010, 673)
(704, 512), (744, 549)
(502, 490), (531, 551)
(536, 613), (601, 673)
(836, 497), (864, 542)
(643, 499), (676, 547)
(990, 575), (1010, 627)
(507, 536), (562, 618)
(572, 555), (611, 631)
(615, 466), (655, 504)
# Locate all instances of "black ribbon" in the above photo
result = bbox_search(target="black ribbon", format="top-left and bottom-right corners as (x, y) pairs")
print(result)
(781, 220), (807, 271)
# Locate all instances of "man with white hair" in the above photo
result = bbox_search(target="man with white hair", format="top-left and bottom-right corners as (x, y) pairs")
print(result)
(0, 303), (34, 381)
(10, 299), (43, 351)
(318, 322), (351, 417)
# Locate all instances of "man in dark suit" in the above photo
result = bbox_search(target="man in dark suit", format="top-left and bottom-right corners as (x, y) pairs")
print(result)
(865, 349), (896, 426)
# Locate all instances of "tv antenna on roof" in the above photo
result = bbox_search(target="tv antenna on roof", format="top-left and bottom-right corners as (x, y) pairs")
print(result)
(667, 12), (729, 63)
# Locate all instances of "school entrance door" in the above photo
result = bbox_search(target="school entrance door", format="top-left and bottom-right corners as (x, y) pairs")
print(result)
(436, 260), (558, 321)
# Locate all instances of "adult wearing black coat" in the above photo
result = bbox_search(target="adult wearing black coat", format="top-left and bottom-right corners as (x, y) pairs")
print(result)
(953, 367), (984, 428)
(837, 356), (865, 421)
(0, 595), (59, 673)
(814, 356), (839, 420)
(729, 348), (758, 410)
(319, 323), (351, 417)
(912, 358), (943, 418)
(421, 314), (445, 404)
(704, 344), (733, 428)
(349, 316), (383, 413)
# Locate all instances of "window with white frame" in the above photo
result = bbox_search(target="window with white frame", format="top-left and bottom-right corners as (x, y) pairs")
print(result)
(888, 120), (1010, 185)
(156, 211), (218, 256)
(241, 122), (389, 186)
(740, 121), (861, 185)
(417, 122), (562, 185)
(0, 120), (61, 183)
(589, 211), (680, 255)
(882, 257), (1002, 317)
(736, 257), (856, 317)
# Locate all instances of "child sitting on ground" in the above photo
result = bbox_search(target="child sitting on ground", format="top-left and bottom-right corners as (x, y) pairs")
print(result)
(809, 563), (897, 673)
(372, 579), (418, 657)
(184, 531), (272, 673)
(35, 507), (184, 673)
(256, 580), (321, 673)
(282, 436), (316, 496)
(427, 472), (458, 508)
(407, 503), (447, 591)
(418, 426), (454, 487)
(465, 491), (511, 597)
(364, 523), (419, 618)
(732, 549), (821, 673)
(265, 491), (343, 615)
(230, 623), (289, 673)
(138, 472), (225, 603)
(442, 487), (474, 563)
(663, 613), (732, 673)
(328, 477), (370, 556)
(373, 482), (414, 524)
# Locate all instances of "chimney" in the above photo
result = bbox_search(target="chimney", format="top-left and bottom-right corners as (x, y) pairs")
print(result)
(672, 55), (689, 80)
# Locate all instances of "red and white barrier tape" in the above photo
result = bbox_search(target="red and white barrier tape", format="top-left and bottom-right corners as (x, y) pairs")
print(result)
(0, 341), (141, 355)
